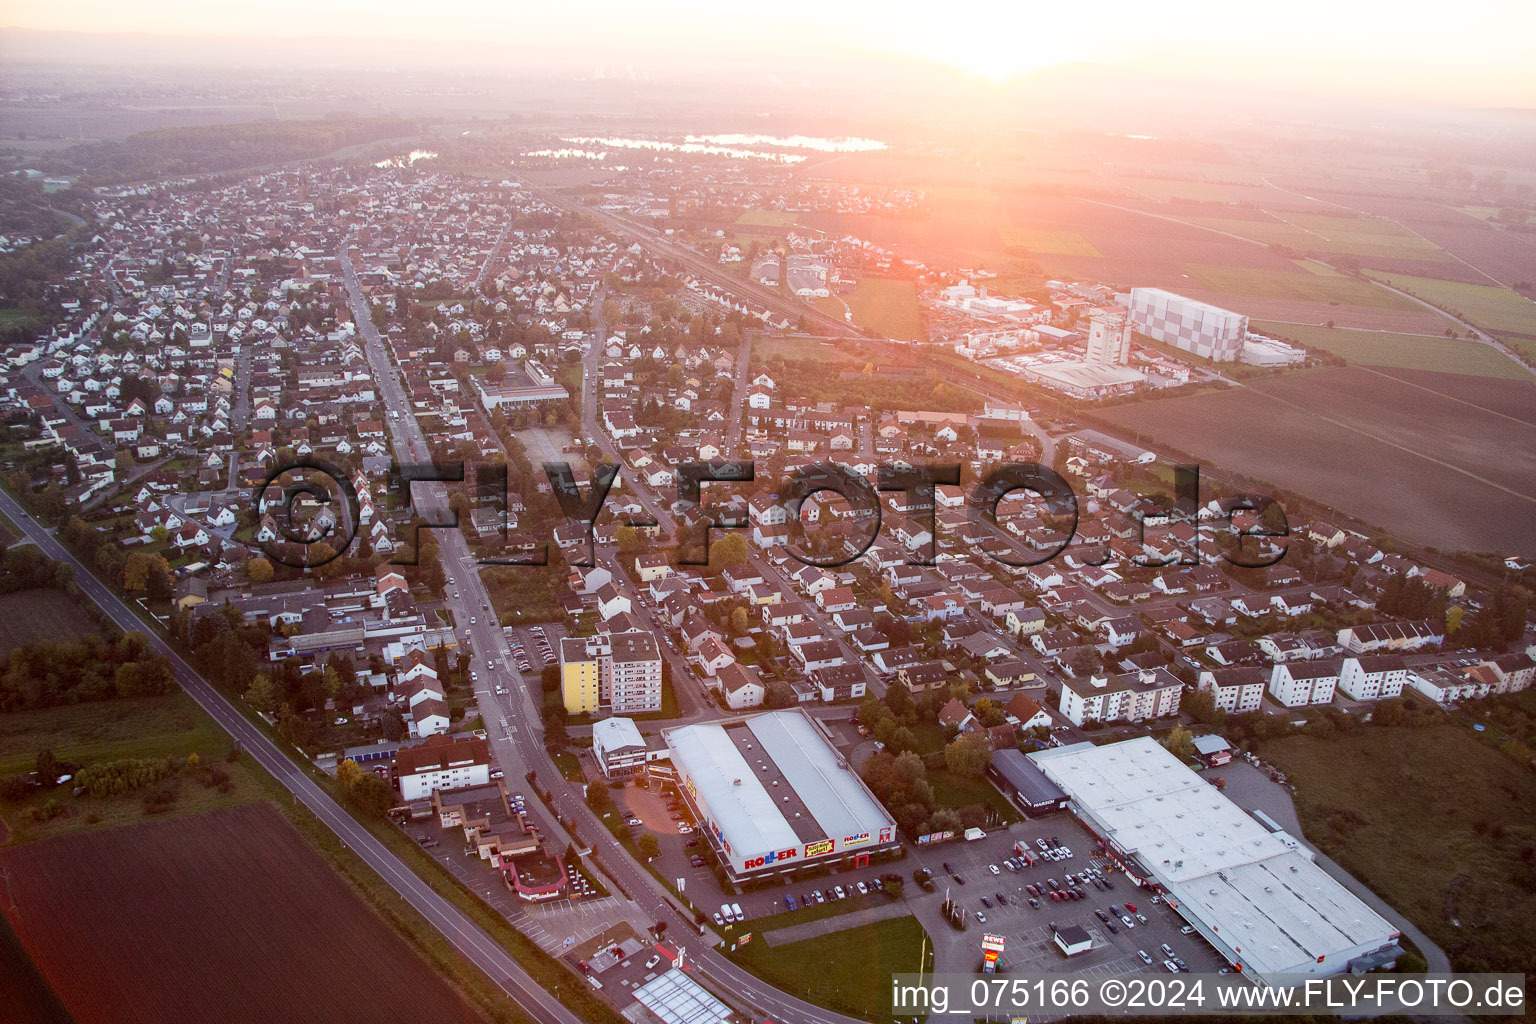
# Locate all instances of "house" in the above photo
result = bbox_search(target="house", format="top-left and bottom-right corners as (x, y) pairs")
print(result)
(793, 640), (846, 673)
(810, 664), (866, 702)
(816, 586), (858, 614)
(633, 552), (671, 583)
(984, 658), (1036, 690)
(717, 663), (765, 710)
(595, 583), (632, 621)
(897, 661), (949, 693)
(1268, 659), (1342, 707)
(1005, 607), (1046, 637)
(995, 687), (1049, 727)
(694, 636), (736, 676)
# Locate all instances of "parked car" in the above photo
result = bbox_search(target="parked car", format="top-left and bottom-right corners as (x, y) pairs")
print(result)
(1138, 950), (1153, 965)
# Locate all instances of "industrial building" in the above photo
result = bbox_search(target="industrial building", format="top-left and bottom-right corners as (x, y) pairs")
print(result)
(1127, 288), (1247, 362)
(1030, 738), (1401, 984)
(1085, 309), (1132, 365)
(662, 709), (898, 882)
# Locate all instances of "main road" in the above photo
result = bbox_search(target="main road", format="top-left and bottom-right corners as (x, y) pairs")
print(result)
(0, 488), (587, 1024)
(341, 247), (870, 1024)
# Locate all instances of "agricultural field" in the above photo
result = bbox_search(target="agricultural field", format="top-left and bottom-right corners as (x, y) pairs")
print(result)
(1181, 262), (1417, 308)
(0, 588), (101, 656)
(1265, 725), (1536, 974)
(1366, 272), (1536, 356)
(727, 914), (930, 1021)
(1095, 365), (1536, 557)
(0, 802), (488, 1024)
(1251, 320), (1529, 380)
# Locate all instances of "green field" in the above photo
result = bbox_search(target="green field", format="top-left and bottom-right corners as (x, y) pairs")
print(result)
(1250, 320), (1529, 379)
(1367, 272), (1536, 342)
(927, 767), (1022, 824)
(0, 309), (37, 328)
(753, 336), (862, 365)
(0, 692), (266, 842)
(1183, 263), (1417, 308)
(734, 209), (798, 227)
(1264, 724), (1536, 974)
(1000, 225), (1101, 257)
(728, 915), (931, 1021)
(841, 277), (923, 341)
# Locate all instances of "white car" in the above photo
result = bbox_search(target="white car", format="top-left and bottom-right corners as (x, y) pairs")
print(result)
(1138, 950), (1153, 965)
(1121, 915), (1135, 928)
(988, 864), (1000, 875)
(470, 617), (477, 625)
(645, 955), (660, 969)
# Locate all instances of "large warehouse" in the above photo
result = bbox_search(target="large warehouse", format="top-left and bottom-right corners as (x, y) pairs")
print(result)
(1030, 738), (1401, 984)
(1127, 288), (1248, 362)
(662, 710), (898, 882)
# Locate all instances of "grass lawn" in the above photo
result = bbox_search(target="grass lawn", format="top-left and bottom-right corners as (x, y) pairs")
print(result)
(734, 209), (798, 228)
(1182, 264), (1418, 309)
(1250, 320), (1529, 379)
(999, 225), (1101, 257)
(753, 335), (863, 366)
(728, 914), (931, 1021)
(927, 767), (1021, 824)
(841, 277), (923, 341)
(1264, 724), (1536, 974)
(1366, 272), (1536, 343)
(0, 308), (38, 328)
(0, 588), (102, 656)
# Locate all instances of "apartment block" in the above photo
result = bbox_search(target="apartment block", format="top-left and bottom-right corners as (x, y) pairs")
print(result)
(560, 631), (663, 714)
(1058, 668), (1182, 726)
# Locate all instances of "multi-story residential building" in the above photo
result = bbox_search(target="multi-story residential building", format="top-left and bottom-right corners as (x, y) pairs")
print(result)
(1058, 669), (1182, 726)
(1268, 658), (1341, 707)
(1336, 655), (1409, 701)
(559, 632), (663, 714)
(395, 734), (491, 801)
(1336, 620), (1442, 654)
(1198, 666), (1267, 714)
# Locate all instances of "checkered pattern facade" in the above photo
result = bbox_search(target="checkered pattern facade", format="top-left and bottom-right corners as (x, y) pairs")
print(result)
(1128, 288), (1247, 362)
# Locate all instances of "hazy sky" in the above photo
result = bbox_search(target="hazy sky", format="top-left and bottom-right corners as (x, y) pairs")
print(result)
(5, 0), (1535, 107)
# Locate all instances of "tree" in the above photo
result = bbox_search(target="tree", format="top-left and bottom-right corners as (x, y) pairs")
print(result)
(614, 525), (643, 553)
(943, 731), (993, 776)
(884, 878), (904, 900)
(729, 606), (750, 634)
(36, 748), (57, 783)
(893, 750), (926, 787)
(243, 673), (276, 713)
(336, 758), (363, 792)
(1164, 727), (1196, 761)
(709, 533), (749, 567)
(347, 773), (397, 816)
(637, 832), (661, 861)
(381, 710), (405, 741)
(246, 557), (274, 583)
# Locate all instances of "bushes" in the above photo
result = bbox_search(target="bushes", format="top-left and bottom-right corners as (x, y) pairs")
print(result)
(74, 756), (178, 797)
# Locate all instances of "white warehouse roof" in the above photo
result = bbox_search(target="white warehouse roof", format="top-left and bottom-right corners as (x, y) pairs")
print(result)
(1030, 737), (1399, 981)
(663, 710), (894, 857)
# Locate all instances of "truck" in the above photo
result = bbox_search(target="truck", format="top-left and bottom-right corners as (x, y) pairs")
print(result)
(964, 827), (987, 842)
(730, 902), (744, 922)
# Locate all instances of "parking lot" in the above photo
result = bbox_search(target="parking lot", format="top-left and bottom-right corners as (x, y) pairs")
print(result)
(900, 813), (1230, 977)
